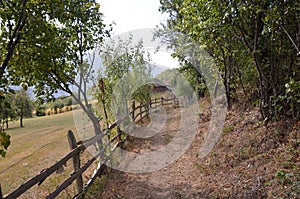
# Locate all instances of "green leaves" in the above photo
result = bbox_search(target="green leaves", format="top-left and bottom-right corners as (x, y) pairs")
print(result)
(0, 131), (11, 157)
(0, 0), (112, 153)
(96, 36), (153, 117)
(2, 0), (111, 103)
(159, 0), (300, 117)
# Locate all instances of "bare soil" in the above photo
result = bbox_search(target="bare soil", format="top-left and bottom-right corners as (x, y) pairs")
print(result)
(89, 99), (300, 199)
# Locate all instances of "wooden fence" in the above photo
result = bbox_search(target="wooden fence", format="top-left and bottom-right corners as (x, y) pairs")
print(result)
(0, 97), (179, 199)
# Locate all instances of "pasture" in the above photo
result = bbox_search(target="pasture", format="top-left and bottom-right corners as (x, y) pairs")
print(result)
(0, 110), (92, 198)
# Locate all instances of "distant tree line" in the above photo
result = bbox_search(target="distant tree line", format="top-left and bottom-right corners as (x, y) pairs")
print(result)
(36, 96), (74, 117)
(0, 91), (74, 131)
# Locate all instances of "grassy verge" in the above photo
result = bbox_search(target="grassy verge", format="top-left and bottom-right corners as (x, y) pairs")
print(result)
(0, 111), (84, 198)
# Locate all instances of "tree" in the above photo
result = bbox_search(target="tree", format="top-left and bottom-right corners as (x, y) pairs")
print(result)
(10, 0), (109, 134)
(98, 36), (153, 121)
(0, 0), (112, 155)
(0, 93), (16, 129)
(13, 90), (33, 127)
(158, 0), (300, 119)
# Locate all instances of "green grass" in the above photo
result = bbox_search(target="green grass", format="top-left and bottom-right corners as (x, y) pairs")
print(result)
(0, 111), (81, 198)
(85, 175), (108, 198)
(222, 124), (235, 134)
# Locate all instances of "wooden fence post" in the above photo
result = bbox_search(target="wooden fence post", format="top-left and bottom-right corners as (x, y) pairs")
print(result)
(148, 103), (150, 116)
(140, 104), (143, 122)
(67, 130), (83, 195)
(116, 108), (122, 142)
(132, 100), (135, 121)
(149, 98), (152, 114)
(117, 125), (122, 141)
(0, 182), (3, 199)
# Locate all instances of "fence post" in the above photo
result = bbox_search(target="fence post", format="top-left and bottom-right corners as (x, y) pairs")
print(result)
(0, 183), (3, 199)
(67, 130), (83, 195)
(149, 98), (152, 114)
(140, 104), (143, 122)
(132, 100), (135, 121)
(116, 108), (122, 142)
(147, 99), (150, 116)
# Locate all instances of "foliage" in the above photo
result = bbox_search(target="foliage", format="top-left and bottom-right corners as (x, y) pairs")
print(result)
(0, 130), (10, 157)
(0, 0), (113, 153)
(158, 0), (300, 119)
(272, 78), (300, 120)
(284, 78), (300, 120)
(5, 0), (111, 99)
(0, 90), (32, 155)
(13, 90), (33, 127)
(130, 84), (153, 103)
(0, 93), (16, 128)
(36, 105), (46, 117)
(0, 89), (32, 155)
(156, 68), (197, 101)
(97, 36), (153, 119)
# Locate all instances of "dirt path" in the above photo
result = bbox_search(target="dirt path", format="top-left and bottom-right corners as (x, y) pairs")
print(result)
(89, 101), (300, 198)
(91, 105), (208, 199)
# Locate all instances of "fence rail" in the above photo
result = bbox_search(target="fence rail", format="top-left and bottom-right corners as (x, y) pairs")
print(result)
(1, 96), (179, 199)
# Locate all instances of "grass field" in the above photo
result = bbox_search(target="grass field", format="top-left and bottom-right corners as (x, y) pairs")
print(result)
(0, 110), (94, 198)
(0, 97), (167, 198)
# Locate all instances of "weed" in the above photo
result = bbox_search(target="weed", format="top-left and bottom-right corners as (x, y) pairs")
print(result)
(275, 170), (294, 186)
(85, 175), (107, 198)
(222, 125), (234, 134)
(175, 192), (186, 199)
(194, 162), (205, 172)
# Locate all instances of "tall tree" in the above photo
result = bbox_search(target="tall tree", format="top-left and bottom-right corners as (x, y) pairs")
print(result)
(17, 0), (110, 147)
(0, 0), (38, 155)
(0, 93), (16, 129)
(98, 36), (152, 119)
(0, 0), (112, 155)
(13, 90), (33, 127)
(159, 0), (300, 119)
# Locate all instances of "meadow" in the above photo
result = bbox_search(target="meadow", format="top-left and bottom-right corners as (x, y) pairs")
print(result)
(0, 110), (92, 198)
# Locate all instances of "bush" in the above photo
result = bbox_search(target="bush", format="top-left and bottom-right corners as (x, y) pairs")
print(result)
(36, 106), (46, 117)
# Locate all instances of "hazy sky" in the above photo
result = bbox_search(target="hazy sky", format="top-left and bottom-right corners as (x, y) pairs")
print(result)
(98, 0), (179, 68)
(98, 0), (166, 35)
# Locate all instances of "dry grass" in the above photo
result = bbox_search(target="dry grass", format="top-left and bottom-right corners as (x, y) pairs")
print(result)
(0, 110), (95, 198)
(89, 98), (300, 199)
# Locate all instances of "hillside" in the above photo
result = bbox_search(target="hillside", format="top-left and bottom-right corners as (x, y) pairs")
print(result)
(88, 99), (299, 198)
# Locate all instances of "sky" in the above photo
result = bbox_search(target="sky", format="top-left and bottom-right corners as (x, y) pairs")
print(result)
(98, 0), (179, 69)
(98, 0), (166, 35)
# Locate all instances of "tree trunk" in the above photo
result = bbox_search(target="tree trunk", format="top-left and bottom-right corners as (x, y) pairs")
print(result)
(0, 0), (27, 79)
(76, 99), (104, 151)
(20, 114), (23, 128)
(5, 118), (8, 129)
(196, 73), (204, 99)
(101, 97), (109, 129)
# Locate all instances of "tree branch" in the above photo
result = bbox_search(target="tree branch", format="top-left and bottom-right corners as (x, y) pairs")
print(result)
(280, 25), (300, 54)
(0, 0), (28, 78)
